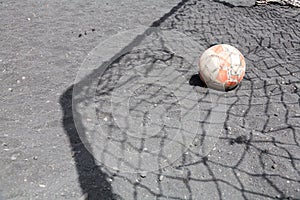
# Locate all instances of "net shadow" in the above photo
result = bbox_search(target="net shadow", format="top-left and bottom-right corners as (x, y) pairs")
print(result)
(60, 0), (300, 199)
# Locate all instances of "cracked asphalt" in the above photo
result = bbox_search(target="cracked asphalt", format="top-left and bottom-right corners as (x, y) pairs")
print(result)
(1, 0), (299, 199)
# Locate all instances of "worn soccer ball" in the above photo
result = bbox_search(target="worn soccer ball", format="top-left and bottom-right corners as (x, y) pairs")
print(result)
(198, 44), (246, 91)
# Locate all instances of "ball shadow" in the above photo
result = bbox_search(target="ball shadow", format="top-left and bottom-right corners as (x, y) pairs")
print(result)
(189, 73), (239, 92)
(189, 73), (207, 88)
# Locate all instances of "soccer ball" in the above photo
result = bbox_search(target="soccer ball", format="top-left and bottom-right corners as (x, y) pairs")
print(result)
(198, 44), (246, 91)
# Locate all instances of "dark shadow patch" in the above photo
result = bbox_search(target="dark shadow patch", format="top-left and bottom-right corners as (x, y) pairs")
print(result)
(230, 135), (248, 145)
(189, 73), (207, 88)
(189, 73), (240, 92)
(225, 83), (240, 92)
(60, 86), (120, 200)
(208, 43), (218, 48)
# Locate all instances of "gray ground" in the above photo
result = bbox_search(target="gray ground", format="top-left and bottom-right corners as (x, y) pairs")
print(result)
(1, 0), (300, 200)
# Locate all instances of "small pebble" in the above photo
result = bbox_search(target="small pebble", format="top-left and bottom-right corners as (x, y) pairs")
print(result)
(103, 117), (108, 121)
(39, 184), (46, 188)
(22, 76), (26, 80)
(33, 156), (38, 160)
(112, 167), (119, 172)
(140, 172), (147, 178)
(11, 155), (17, 160)
(159, 175), (164, 181)
(8, 88), (13, 92)
(193, 138), (199, 146)
(27, 18), (31, 21)
(17, 80), (20, 84)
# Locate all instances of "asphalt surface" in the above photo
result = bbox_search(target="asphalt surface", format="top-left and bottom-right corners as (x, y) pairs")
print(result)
(1, 0), (300, 200)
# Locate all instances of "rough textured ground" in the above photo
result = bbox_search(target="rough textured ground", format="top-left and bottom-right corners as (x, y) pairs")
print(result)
(1, 0), (300, 200)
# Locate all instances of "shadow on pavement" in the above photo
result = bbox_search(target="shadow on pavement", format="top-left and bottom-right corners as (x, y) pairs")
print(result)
(189, 74), (208, 88)
(60, 86), (120, 200)
(59, 0), (300, 199)
(59, 1), (192, 199)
